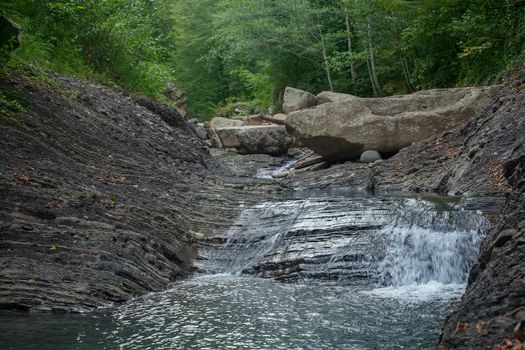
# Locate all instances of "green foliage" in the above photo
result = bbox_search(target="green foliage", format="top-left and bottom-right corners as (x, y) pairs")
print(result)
(233, 61), (278, 113)
(1, 0), (523, 119)
(172, 0), (524, 116)
(212, 98), (258, 119)
(0, 90), (24, 121)
(0, 0), (177, 100)
(171, 0), (230, 118)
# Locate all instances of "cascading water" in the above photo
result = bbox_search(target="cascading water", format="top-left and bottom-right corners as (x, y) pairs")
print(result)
(198, 195), (486, 290)
(256, 159), (297, 179)
(196, 195), (392, 277)
(203, 200), (309, 274)
(373, 198), (486, 292)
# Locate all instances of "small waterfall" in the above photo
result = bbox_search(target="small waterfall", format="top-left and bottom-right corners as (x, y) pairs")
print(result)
(375, 199), (486, 287)
(256, 159), (296, 179)
(199, 196), (487, 289)
(202, 201), (308, 274)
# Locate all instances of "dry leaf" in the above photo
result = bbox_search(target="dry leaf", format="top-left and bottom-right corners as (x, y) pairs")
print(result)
(475, 320), (486, 333)
(453, 321), (469, 335)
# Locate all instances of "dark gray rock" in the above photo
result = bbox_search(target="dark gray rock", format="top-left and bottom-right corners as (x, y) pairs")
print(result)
(436, 81), (525, 349)
(0, 75), (283, 312)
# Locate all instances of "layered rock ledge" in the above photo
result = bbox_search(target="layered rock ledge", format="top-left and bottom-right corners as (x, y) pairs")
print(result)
(0, 75), (282, 312)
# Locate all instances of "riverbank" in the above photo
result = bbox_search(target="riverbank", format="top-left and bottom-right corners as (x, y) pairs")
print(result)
(0, 74), (284, 312)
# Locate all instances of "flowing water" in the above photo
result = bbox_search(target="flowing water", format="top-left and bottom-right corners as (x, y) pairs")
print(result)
(0, 193), (487, 350)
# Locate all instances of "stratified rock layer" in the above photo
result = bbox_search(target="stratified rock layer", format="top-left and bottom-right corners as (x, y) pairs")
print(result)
(0, 75), (281, 312)
(437, 81), (525, 349)
(286, 86), (501, 162)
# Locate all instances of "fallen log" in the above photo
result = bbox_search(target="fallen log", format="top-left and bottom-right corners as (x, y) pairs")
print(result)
(294, 155), (326, 170)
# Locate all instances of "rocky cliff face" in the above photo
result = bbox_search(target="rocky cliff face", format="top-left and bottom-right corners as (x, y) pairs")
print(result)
(437, 81), (525, 349)
(0, 75), (280, 312)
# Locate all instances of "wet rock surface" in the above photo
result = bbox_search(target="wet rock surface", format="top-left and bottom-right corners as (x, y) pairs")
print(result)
(0, 75), (282, 312)
(196, 195), (485, 287)
(210, 80), (525, 349)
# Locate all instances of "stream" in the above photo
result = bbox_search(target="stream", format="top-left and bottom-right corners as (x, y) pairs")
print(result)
(0, 177), (487, 349)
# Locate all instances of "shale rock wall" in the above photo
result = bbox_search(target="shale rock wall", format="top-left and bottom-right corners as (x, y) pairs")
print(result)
(437, 81), (525, 349)
(0, 75), (280, 312)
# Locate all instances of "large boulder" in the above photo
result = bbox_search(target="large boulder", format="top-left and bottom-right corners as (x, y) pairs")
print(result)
(286, 86), (501, 162)
(283, 87), (317, 114)
(272, 113), (287, 122)
(212, 125), (293, 156)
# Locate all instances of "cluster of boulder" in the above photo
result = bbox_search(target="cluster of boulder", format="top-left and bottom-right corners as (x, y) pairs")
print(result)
(205, 85), (501, 166)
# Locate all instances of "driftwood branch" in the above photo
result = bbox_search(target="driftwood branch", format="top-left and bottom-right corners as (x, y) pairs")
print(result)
(260, 115), (286, 125)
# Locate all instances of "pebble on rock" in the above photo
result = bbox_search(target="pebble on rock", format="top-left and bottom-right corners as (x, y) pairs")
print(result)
(360, 150), (382, 163)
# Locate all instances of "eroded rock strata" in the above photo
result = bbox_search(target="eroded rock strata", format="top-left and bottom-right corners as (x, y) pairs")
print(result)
(436, 82), (525, 349)
(0, 75), (282, 312)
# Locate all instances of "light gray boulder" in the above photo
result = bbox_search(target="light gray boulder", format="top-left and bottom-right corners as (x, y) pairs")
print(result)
(283, 87), (317, 114)
(208, 128), (223, 149)
(286, 86), (501, 162)
(360, 150), (382, 163)
(316, 91), (354, 105)
(213, 125), (293, 156)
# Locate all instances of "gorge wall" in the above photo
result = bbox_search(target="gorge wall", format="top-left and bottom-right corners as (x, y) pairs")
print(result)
(0, 75), (280, 312)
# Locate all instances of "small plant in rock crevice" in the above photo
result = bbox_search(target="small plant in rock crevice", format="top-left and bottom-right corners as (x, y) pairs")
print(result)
(0, 90), (24, 120)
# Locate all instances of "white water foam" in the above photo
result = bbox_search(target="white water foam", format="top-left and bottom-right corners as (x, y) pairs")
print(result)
(256, 159), (296, 179)
(368, 281), (466, 302)
(370, 199), (486, 299)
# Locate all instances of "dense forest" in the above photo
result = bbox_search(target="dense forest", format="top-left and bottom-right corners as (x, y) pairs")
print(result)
(1, 0), (525, 119)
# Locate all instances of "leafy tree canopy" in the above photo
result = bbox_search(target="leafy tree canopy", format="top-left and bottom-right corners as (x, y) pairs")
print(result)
(1, 0), (524, 119)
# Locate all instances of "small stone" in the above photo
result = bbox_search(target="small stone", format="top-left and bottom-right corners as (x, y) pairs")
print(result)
(360, 150), (382, 163)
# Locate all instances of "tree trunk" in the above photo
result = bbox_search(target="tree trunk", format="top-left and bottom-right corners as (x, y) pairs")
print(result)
(367, 14), (382, 95)
(320, 31), (334, 92)
(366, 59), (378, 96)
(400, 54), (413, 91)
(344, 8), (356, 83)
